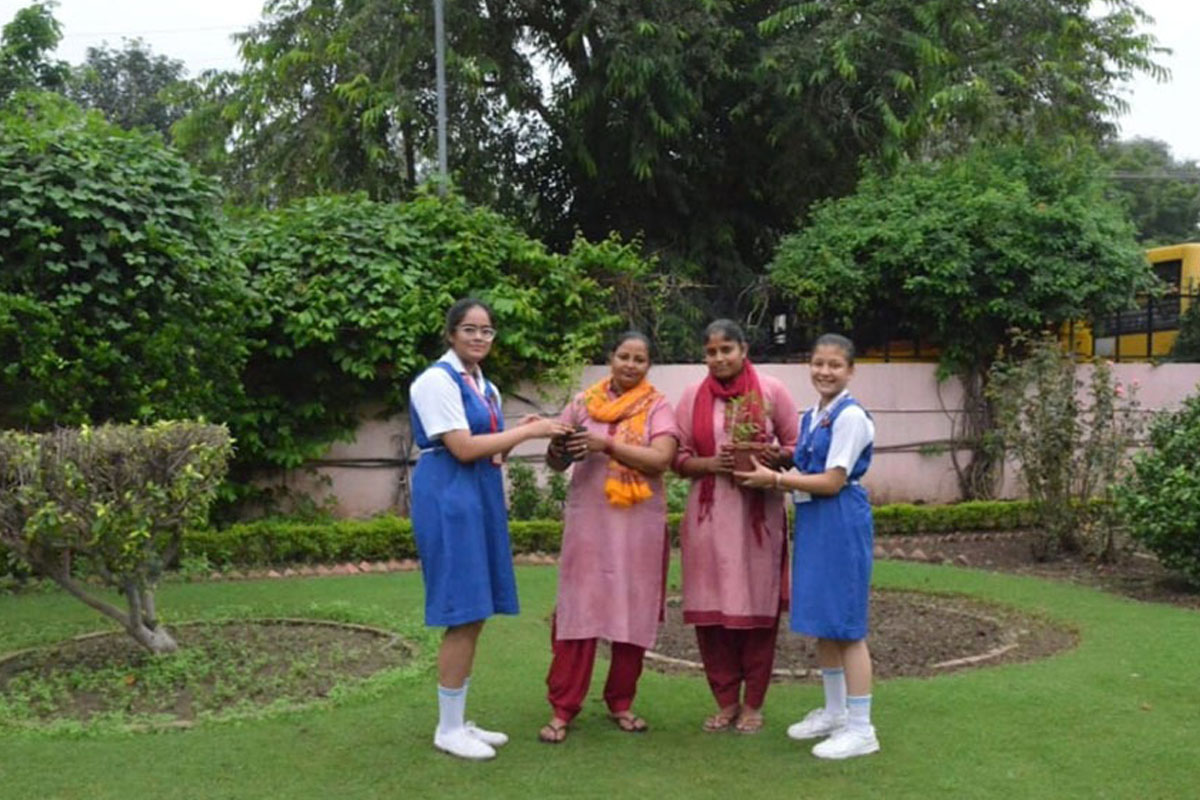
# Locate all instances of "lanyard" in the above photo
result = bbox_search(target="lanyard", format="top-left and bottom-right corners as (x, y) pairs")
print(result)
(800, 395), (851, 471)
(461, 372), (499, 433)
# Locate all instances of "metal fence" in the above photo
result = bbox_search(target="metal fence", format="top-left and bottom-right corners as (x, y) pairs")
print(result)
(1087, 291), (1199, 361)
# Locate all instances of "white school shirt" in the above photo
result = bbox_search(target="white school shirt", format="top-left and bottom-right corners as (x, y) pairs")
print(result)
(408, 349), (502, 441)
(803, 389), (875, 474)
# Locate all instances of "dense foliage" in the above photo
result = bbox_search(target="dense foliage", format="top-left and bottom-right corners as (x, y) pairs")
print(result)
(167, 0), (1164, 354)
(771, 144), (1155, 376)
(0, 93), (251, 429)
(0, 2), (67, 102)
(1102, 138), (1200, 245)
(0, 423), (232, 652)
(66, 38), (191, 138)
(770, 143), (1155, 496)
(1117, 393), (1200, 585)
(228, 191), (642, 486)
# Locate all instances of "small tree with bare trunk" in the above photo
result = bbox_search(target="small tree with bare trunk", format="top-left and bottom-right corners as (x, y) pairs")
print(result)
(0, 422), (231, 653)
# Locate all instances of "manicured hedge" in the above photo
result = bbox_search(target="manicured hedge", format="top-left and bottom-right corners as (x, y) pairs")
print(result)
(1, 499), (1040, 576)
(873, 500), (1037, 535)
(4, 496), (1041, 578)
(170, 500), (1035, 569)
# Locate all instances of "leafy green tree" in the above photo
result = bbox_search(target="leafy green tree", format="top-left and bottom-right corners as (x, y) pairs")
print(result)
(770, 143), (1157, 497)
(0, 2), (68, 102)
(0, 93), (251, 428)
(66, 38), (190, 138)
(172, 0), (529, 208)
(171, 0), (1163, 356)
(1102, 138), (1200, 245)
(226, 190), (641, 499)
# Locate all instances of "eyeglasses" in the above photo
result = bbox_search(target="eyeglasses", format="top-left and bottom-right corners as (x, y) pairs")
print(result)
(457, 325), (497, 341)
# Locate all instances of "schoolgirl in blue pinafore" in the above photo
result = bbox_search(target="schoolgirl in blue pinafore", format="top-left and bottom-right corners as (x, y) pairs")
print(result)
(410, 360), (519, 627)
(790, 394), (874, 641)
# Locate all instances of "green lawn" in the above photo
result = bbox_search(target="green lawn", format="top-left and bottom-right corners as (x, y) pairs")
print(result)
(1, 561), (1197, 800)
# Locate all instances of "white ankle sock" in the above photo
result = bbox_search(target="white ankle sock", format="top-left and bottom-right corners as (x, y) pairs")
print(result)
(822, 668), (847, 716)
(437, 684), (466, 734)
(847, 694), (872, 731)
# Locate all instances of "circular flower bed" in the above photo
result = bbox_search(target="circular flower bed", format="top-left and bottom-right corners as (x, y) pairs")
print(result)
(648, 589), (1077, 679)
(0, 619), (416, 733)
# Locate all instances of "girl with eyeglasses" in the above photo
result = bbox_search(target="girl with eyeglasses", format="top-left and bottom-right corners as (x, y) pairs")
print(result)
(408, 297), (572, 760)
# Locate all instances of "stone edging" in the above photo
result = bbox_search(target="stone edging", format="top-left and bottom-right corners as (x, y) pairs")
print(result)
(645, 591), (1029, 678)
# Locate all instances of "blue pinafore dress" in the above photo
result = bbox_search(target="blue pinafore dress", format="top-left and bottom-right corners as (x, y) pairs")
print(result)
(410, 362), (519, 627)
(790, 395), (874, 641)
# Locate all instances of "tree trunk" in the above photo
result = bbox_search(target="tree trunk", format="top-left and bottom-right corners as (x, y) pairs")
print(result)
(124, 581), (178, 654)
(401, 119), (417, 189)
(31, 560), (179, 654)
(952, 366), (1001, 500)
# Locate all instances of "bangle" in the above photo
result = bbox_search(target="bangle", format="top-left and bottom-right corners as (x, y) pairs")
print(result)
(602, 440), (614, 456)
(773, 472), (781, 489)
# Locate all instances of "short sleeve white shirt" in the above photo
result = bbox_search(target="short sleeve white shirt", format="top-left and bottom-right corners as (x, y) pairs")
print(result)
(409, 350), (502, 440)
(805, 390), (874, 474)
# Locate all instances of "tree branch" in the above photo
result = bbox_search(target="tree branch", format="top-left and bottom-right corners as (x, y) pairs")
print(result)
(45, 567), (131, 630)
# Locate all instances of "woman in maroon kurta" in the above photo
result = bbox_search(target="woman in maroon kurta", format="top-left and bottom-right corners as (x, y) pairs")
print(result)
(539, 332), (679, 743)
(674, 319), (798, 734)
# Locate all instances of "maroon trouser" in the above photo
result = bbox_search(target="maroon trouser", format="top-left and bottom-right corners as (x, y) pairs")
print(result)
(546, 615), (646, 722)
(694, 619), (780, 709)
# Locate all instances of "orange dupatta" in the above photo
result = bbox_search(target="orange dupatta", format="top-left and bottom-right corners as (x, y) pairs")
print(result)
(582, 377), (663, 507)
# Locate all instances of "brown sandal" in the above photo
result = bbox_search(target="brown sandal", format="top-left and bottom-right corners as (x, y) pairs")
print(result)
(702, 706), (740, 733)
(734, 709), (764, 735)
(538, 718), (569, 744)
(610, 712), (649, 733)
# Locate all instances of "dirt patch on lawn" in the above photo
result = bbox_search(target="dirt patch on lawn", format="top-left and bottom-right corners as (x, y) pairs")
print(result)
(0, 619), (414, 731)
(647, 589), (1076, 681)
(881, 531), (1200, 610)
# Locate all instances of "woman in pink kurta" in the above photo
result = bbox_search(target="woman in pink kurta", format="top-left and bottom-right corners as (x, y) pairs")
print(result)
(539, 332), (679, 744)
(674, 319), (798, 734)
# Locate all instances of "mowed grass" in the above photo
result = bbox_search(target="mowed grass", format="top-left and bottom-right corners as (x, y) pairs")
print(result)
(1, 560), (1198, 800)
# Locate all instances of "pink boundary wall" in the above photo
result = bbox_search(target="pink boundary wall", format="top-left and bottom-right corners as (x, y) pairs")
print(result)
(272, 363), (1200, 516)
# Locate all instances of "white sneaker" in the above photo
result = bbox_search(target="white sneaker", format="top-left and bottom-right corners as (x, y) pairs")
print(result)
(811, 725), (880, 760)
(434, 727), (497, 760)
(464, 721), (508, 747)
(786, 708), (848, 741)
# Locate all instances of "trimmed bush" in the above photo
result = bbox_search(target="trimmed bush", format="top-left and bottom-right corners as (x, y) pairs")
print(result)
(0, 422), (232, 651)
(873, 500), (1037, 535)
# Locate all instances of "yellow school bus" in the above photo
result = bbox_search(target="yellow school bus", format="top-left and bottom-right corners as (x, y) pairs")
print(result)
(1063, 242), (1200, 360)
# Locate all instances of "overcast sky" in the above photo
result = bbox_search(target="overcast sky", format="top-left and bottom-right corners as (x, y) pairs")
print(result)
(1, 0), (1197, 162)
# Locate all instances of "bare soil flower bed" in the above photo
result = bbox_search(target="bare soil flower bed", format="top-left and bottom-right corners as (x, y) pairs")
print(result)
(649, 529), (1200, 680)
(0, 619), (413, 730)
(649, 589), (1077, 680)
(886, 531), (1200, 610)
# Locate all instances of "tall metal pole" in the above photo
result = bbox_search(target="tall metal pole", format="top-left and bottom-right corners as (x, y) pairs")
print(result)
(434, 0), (448, 195)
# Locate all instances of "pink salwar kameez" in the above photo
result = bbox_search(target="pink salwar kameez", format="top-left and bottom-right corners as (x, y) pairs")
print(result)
(674, 374), (799, 708)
